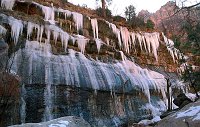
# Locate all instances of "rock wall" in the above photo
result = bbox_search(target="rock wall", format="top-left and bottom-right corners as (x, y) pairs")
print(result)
(0, 0), (187, 126)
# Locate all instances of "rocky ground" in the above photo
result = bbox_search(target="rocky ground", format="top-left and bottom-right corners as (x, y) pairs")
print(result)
(9, 116), (91, 127)
(155, 99), (200, 127)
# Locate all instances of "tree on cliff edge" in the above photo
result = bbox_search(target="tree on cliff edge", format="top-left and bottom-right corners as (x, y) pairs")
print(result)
(96, 0), (112, 17)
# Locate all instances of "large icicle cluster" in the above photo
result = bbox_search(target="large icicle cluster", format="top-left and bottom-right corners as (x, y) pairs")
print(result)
(72, 12), (83, 32)
(1, 0), (15, 10)
(74, 35), (89, 54)
(91, 18), (104, 53)
(8, 16), (24, 44)
(91, 18), (99, 39)
(11, 41), (175, 110)
(33, 2), (55, 24)
(106, 21), (161, 60)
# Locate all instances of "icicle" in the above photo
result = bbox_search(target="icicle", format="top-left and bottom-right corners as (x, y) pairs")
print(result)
(91, 18), (99, 39)
(119, 51), (126, 61)
(144, 33), (151, 53)
(142, 35), (148, 52)
(130, 32), (136, 47)
(136, 33), (143, 51)
(60, 32), (69, 51)
(8, 16), (23, 45)
(106, 37), (109, 45)
(150, 32), (160, 61)
(1, 0), (15, 10)
(0, 25), (7, 35)
(95, 39), (103, 53)
(39, 25), (44, 43)
(72, 12), (83, 32)
(27, 22), (35, 39)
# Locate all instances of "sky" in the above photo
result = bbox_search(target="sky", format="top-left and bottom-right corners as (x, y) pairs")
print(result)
(68, 0), (169, 15)
(68, 0), (199, 16)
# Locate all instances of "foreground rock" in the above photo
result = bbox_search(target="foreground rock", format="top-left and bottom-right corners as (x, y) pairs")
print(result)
(155, 99), (200, 127)
(10, 116), (91, 127)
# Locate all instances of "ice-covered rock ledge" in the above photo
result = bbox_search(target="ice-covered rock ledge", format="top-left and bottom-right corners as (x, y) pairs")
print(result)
(155, 99), (200, 127)
(9, 116), (91, 127)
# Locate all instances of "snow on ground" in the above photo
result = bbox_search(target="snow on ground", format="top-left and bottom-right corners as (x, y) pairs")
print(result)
(175, 105), (200, 121)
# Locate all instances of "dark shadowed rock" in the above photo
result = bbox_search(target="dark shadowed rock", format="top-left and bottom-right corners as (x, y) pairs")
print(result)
(173, 93), (192, 108)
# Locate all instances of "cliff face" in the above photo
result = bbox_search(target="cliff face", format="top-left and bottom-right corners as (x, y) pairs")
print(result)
(0, 0), (186, 126)
(138, 1), (200, 66)
(138, 1), (199, 38)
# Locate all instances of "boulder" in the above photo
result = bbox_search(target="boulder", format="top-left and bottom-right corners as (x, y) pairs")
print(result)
(9, 116), (91, 127)
(173, 93), (192, 108)
(155, 99), (200, 127)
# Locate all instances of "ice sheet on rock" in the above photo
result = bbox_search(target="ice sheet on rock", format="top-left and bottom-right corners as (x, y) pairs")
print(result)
(1, 0), (15, 10)
(72, 12), (83, 32)
(91, 18), (99, 39)
(8, 16), (23, 44)
(0, 25), (7, 35)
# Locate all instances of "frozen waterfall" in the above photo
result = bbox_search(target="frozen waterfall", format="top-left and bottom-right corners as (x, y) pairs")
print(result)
(11, 40), (169, 104)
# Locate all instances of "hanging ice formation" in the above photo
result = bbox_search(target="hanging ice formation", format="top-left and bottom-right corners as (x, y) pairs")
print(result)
(27, 22), (44, 43)
(106, 22), (122, 48)
(91, 18), (103, 53)
(0, 25), (7, 35)
(162, 33), (182, 63)
(72, 12), (83, 32)
(75, 35), (88, 54)
(120, 27), (131, 53)
(32, 2), (55, 24)
(1, 0), (15, 10)
(11, 40), (179, 105)
(95, 39), (103, 53)
(91, 18), (99, 39)
(8, 16), (23, 45)
(57, 8), (72, 19)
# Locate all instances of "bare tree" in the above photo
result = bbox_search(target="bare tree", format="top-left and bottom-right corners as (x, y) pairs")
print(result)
(96, 0), (112, 17)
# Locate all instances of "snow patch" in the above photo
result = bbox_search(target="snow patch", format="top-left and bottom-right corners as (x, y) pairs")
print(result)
(175, 106), (200, 121)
